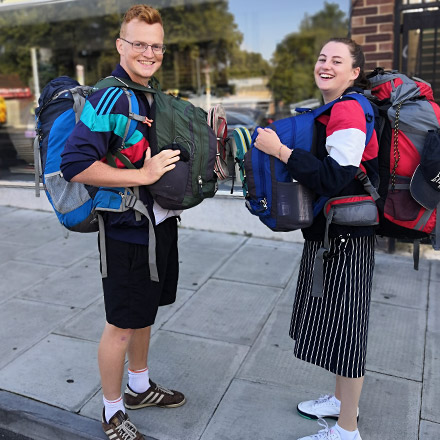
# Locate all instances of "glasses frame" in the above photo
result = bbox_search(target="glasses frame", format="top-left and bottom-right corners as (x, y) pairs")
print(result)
(119, 37), (166, 54)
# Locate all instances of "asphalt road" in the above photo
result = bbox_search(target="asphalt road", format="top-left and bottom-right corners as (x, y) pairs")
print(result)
(0, 428), (32, 440)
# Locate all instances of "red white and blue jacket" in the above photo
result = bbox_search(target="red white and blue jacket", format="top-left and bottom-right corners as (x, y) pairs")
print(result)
(286, 88), (379, 241)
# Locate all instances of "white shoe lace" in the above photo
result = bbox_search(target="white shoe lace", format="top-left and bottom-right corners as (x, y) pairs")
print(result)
(155, 383), (173, 395)
(314, 394), (337, 407)
(115, 418), (139, 440)
(312, 418), (340, 440)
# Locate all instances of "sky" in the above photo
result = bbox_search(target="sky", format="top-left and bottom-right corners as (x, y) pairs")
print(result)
(227, 0), (350, 61)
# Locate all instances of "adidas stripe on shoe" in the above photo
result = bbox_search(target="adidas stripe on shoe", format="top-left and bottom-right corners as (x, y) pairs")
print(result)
(101, 409), (144, 440)
(297, 394), (359, 421)
(124, 379), (186, 409)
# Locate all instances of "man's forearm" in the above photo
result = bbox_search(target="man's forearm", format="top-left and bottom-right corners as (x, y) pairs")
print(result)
(70, 161), (145, 187)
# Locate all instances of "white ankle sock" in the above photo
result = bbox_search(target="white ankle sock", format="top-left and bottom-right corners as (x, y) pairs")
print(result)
(103, 395), (125, 423)
(128, 367), (150, 393)
(334, 422), (359, 440)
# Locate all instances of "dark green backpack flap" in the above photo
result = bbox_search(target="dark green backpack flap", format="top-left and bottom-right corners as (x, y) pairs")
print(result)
(94, 76), (156, 94)
(148, 89), (217, 210)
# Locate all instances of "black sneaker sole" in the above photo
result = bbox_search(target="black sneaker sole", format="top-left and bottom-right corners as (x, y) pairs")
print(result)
(297, 406), (359, 421)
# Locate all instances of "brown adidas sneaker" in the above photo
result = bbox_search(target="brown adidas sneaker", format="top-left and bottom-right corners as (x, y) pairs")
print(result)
(101, 409), (144, 440)
(124, 379), (186, 409)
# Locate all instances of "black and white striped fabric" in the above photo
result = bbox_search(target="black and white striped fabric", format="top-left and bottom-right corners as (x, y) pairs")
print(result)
(289, 235), (375, 378)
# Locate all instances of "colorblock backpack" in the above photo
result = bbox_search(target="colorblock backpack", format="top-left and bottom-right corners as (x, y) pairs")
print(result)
(366, 68), (440, 253)
(234, 93), (376, 232)
(94, 76), (220, 210)
(34, 76), (159, 280)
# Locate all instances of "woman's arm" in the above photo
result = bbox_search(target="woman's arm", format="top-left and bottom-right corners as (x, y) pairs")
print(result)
(254, 127), (292, 163)
(253, 99), (368, 196)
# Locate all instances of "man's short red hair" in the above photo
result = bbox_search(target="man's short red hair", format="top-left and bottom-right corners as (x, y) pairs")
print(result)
(120, 4), (163, 37)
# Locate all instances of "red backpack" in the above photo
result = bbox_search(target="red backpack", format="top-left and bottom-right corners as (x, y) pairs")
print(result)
(366, 69), (440, 253)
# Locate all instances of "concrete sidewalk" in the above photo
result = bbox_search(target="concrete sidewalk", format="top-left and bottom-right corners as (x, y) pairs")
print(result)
(0, 204), (439, 440)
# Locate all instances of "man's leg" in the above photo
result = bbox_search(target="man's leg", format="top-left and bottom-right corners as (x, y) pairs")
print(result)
(127, 326), (151, 371)
(122, 217), (185, 409)
(99, 322), (144, 440)
(98, 322), (134, 401)
(126, 326), (152, 394)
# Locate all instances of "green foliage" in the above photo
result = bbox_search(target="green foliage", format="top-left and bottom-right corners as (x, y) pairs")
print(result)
(159, 1), (245, 89)
(0, 0), (262, 93)
(0, 0), (345, 102)
(269, 33), (318, 105)
(228, 50), (271, 79)
(268, 1), (348, 107)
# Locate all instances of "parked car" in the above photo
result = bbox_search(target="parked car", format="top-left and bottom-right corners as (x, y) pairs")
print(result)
(289, 98), (321, 115)
(225, 107), (266, 134)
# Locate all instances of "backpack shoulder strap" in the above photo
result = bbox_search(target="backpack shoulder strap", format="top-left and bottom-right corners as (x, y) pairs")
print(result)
(311, 94), (376, 216)
(95, 76), (157, 94)
(94, 77), (152, 155)
(340, 93), (375, 145)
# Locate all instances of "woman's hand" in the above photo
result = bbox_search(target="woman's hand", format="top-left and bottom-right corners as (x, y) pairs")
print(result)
(254, 127), (292, 163)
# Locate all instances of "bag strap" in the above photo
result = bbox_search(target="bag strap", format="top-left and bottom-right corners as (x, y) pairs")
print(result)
(34, 136), (42, 197)
(93, 79), (158, 279)
(95, 188), (158, 281)
(433, 203), (440, 250)
(95, 75), (158, 94)
(311, 210), (334, 298)
(356, 169), (380, 201)
(312, 92), (376, 217)
(341, 92), (375, 145)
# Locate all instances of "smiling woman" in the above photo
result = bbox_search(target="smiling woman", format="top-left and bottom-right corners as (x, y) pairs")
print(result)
(253, 38), (378, 440)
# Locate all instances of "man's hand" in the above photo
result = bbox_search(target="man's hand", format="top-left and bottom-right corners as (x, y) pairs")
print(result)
(139, 148), (180, 185)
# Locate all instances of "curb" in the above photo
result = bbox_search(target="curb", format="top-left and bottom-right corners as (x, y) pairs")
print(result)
(0, 391), (103, 440)
(0, 391), (158, 440)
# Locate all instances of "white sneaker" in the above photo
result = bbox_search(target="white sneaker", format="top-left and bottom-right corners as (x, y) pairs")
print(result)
(297, 419), (362, 440)
(297, 394), (359, 420)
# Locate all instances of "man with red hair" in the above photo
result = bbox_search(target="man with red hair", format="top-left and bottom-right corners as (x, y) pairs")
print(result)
(61, 5), (185, 439)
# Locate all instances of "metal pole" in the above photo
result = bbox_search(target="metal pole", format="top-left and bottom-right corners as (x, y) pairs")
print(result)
(30, 47), (40, 106)
(205, 68), (211, 110)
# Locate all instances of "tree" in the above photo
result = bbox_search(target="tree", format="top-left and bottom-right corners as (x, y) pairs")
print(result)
(228, 49), (271, 79)
(269, 34), (316, 106)
(268, 1), (348, 110)
(0, 0), (261, 93)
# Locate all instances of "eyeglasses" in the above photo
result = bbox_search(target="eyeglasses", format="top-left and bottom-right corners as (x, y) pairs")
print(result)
(119, 38), (166, 54)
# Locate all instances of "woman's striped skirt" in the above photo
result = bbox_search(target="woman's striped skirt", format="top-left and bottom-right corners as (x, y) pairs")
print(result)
(289, 235), (375, 378)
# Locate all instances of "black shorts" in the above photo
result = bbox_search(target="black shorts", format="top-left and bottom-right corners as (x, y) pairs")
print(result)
(100, 217), (179, 329)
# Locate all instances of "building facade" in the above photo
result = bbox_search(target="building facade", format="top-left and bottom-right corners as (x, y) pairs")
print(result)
(351, 0), (440, 100)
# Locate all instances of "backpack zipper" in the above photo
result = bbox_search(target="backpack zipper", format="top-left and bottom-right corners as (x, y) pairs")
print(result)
(257, 150), (267, 212)
(198, 108), (205, 196)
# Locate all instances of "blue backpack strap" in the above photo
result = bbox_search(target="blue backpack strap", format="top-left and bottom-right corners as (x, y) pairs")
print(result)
(106, 88), (145, 166)
(341, 93), (375, 145)
(292, 99), (340, 152)
(126, 88), (139, 143)
(312, 94), (376, 216)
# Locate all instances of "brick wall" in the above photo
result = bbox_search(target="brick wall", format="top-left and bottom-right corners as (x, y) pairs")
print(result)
(350, 0), (395, 71)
